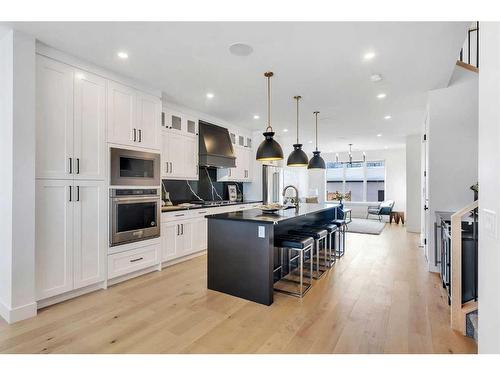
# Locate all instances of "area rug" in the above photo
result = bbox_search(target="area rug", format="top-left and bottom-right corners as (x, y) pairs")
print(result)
(346, 218), (386, 235)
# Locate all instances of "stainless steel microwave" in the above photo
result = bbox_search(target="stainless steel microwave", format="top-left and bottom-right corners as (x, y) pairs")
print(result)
(110, 147), (160, 186)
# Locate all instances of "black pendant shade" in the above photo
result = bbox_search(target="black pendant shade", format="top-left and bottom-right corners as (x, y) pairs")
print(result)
(308, 151), (326, 169)
(308, 111), (326, 169)
(287, 95), (308, 167)
(287, 144), (309, 166)
(256, 131), (284, 161)
(256, 71), (284, 162)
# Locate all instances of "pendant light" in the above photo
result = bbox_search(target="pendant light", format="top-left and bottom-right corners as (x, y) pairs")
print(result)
(256, 72), (284, 161)
(308, 111), (326, 169)
(344, 143), (366, 165)
(286, 95), (309, 167)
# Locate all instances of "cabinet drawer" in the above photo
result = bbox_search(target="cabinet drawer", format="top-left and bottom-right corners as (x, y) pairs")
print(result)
(162, 210), (192, 222)
(108, 244), (159, 279)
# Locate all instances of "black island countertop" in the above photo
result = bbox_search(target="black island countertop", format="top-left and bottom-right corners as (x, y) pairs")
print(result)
(206, 203), (340, 224)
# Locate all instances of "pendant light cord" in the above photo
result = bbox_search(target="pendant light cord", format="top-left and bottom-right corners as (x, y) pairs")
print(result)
(314, 111), (320, 151)
(265, 72), (273, 132)
(294, 96), (302, 144)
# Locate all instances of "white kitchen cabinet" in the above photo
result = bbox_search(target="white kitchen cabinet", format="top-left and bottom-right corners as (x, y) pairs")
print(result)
(137, 93), (161, 149)
(107, 80), (136, 147)
(35, 179), (106, 300)
(73, 180), (107, 289)
(36, 56), (106, 180)
(73, 70), (106, 180)
(217, 145), (253, 182)
(36, 56), (74, 180)
(162, 109), (199, 136)
(161, 130), (198, 180)
(192, 217), (208, 252)
(107, 81), (161, 150)
(35, 180), (74, 300)
(161, 222), (177, 261)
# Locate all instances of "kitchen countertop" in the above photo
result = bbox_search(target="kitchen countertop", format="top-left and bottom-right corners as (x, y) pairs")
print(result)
(161, 200), (262, 213)
(206, 203), (340, 224)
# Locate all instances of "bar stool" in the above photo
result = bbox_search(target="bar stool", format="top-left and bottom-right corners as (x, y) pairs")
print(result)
(304, 223), (337, 267)
(274, 234), (314, 298)
(288, 227), (328, 279)
(332, 219), (346, 257)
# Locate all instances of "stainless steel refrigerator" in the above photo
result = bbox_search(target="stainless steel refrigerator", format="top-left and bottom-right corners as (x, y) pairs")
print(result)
(262, 165), (284, 205)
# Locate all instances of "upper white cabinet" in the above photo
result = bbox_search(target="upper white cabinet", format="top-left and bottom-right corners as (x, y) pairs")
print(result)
(107, 81), (136, 147)
(36, 56), (74, 180)
(161, 109), (199, 181)
(36, 55), (106, 180)
(107, 81), (161, 150)
(162, 110), (199, 136)
(35, 179), (106, 300)
(217, 144), (253, 182)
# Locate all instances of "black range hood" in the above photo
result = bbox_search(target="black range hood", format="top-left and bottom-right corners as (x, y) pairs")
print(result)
(198, 121), (236, 168)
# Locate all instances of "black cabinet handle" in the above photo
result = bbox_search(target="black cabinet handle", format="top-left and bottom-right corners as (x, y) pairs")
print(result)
(76, 186), (80, 202)
(69, 158), (73, 174)
(69, 185), (72, 202)
(177, 224), (180, 236)
(138, 129), (142, 142)
(133, 128), (137, 142)
(130, 257), (144, 263)
(76, 158), (80, 174)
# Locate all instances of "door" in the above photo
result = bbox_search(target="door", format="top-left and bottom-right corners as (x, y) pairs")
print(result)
(73, 70), (106, 180)
(35, 179), (74, 300)
(36, 55), (74, 179)
(183, 135), (198, 180)
(137, 93), (161, 150)
(107, 81), (136, 147)
(161, 222), (177, 261)
(73, 181), (107, 289)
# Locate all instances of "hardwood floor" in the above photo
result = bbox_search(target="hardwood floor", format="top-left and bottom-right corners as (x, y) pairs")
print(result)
(0, 224), (477, 354)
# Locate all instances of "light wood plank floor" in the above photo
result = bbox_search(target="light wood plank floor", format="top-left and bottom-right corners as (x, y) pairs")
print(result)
(0, 224), (477, 354)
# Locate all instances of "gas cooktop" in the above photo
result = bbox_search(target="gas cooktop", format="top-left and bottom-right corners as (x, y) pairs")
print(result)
(191, 200), (232, 207)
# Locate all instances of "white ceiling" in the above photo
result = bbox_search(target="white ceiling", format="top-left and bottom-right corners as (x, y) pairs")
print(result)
(6, 21), (469, 152)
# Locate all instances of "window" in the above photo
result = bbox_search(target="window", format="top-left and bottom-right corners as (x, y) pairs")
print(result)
(326, 160), (385, 202)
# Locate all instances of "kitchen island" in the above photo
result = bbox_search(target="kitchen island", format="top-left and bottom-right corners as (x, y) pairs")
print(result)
(206, 203), (340, 305)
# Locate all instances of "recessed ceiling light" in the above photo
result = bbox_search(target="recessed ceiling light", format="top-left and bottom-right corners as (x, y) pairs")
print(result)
(377, 134), (382, 137)
(206, 92), (214, 99)
(283, 129), (289, 132)
(384, 115), (392, 120)
(377, 93), (387, 99)
(308, 140), (313, 144)
(253, 115), (260, 120)
(384, 146), (389, 150)
(75, 73), (85, 80)
(363, 51), (376, 60)
(370, 74), (383, 82)
(117, 51), (128, 59)
(229, 43), (254, 57)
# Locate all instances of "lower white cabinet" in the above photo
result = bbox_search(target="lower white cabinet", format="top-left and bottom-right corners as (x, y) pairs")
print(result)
(35, 179), (106, 301)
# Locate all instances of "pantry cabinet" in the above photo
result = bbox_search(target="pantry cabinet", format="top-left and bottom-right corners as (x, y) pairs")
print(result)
(35, 179), (107, 300)
(36, 55), (106, 181)
(107, 81), (161, 150)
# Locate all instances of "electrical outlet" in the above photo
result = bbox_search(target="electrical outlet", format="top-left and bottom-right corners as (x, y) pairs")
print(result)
(258, 226), (266, 238)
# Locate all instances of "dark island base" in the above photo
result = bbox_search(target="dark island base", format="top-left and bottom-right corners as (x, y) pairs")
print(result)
(207, 205), (337, 305)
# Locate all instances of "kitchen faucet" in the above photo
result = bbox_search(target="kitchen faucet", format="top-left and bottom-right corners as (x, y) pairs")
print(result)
(283, 185), (299, 208)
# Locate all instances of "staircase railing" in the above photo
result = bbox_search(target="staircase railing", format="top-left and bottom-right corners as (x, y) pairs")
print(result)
(458, 22), (479, 69)
(450, 200), (478, 334)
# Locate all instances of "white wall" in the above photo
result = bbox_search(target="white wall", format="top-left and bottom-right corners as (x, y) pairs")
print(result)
(406, 134), (422, 233)
(0, 30), (36, 323)
(426, 65), (478, 272)
(478, 22), (500, 354)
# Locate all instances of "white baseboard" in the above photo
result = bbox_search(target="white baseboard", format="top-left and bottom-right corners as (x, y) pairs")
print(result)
(161, 250), (206, 268)
(37, 282), (106, 309)
(0, 300), (37, 324)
